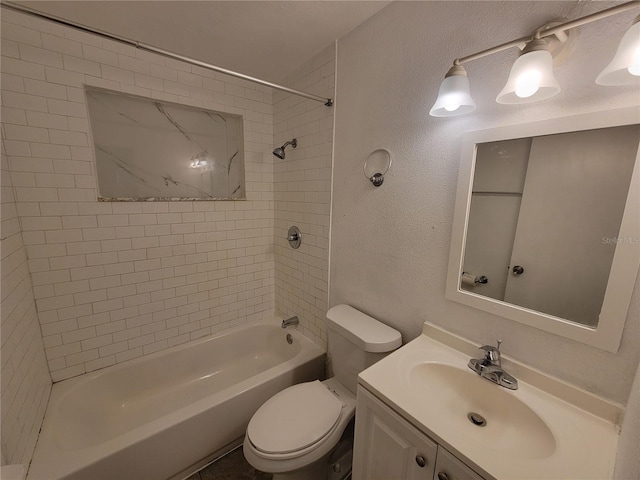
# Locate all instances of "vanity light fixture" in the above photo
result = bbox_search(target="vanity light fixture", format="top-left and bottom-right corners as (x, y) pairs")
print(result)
(596, 14), (640, 85)
(496, 38), (561, 104)
(430, 1), (640, 117)
(429, 65), (476, 116)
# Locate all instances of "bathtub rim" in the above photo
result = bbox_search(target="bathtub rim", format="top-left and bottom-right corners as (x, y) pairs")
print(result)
(56, 315), (321, 386)
(28, 316), (325, 480)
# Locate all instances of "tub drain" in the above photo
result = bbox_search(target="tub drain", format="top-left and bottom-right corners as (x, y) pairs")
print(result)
(467, 412), (487, 427)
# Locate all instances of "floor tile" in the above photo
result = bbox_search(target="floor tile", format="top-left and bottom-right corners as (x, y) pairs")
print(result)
(199, 447), (272, 480)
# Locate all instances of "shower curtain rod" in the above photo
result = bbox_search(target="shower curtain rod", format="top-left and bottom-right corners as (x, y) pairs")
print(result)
(1, 1), (334, 107)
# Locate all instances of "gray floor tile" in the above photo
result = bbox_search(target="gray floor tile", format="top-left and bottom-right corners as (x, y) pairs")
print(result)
(199, 447), (272, 480)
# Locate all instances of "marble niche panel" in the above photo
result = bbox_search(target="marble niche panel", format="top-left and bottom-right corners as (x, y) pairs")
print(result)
(86, 88), (245, 201)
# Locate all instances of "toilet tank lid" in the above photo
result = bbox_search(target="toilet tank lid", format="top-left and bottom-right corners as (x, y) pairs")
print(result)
(325, 304), (401, 353)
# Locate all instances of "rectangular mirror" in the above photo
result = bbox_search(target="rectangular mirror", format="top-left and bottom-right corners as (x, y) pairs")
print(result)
(86, 87), (245, 201)
(446, 108), (640, 352)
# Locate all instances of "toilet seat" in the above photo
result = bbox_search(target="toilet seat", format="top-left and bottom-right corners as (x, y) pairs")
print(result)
(243, 377), (357, 474)
(247, 380), (343, 456)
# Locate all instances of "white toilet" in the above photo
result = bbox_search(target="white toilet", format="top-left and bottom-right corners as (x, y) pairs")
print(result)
(243, 304), (401, 480)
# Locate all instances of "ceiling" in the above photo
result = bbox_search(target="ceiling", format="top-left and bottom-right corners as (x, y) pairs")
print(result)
(19, 1), (391, 83)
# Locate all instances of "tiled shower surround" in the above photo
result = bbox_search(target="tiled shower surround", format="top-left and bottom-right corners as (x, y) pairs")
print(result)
(273, 46), (334, 345)
(1, 8), (275, 382)
(0, 9), (334, 465)
(1, 140), (51, 465)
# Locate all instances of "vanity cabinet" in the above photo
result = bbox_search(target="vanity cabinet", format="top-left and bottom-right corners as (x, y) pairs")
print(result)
(353, 387), (485, 480)
(433, 447), (484, 480)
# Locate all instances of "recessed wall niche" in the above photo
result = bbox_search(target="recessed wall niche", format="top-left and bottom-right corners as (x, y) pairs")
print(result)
(86, 88), (245, 201)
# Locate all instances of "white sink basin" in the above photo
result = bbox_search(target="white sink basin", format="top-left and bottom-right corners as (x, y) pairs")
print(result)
(409, 363), (555, 459)
(358, 324), (620, 480)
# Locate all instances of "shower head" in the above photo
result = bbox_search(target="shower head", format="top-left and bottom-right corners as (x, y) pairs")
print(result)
(272, 147), (286, 160)
(273, 138), (297, 159)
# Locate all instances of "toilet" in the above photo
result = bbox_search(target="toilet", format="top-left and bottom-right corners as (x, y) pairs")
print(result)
(243, 304), (402, 480)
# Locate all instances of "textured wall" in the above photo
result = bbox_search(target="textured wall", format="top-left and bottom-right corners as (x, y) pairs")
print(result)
(1, 148), (51, 465)
(332, 1), (639, 405)
(273, 44), (335, 346)
(1, 9), (276, 382)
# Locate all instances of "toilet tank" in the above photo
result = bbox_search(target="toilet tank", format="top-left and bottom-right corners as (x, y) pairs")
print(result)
(325, 304), (402, 394)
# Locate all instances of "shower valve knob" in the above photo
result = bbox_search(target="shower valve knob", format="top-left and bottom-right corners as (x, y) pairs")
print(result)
(286, 226), (302, 249)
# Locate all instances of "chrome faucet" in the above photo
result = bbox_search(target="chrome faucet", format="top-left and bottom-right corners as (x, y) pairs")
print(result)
(468, 339), (518, 390)
(281, 316), (299, 328)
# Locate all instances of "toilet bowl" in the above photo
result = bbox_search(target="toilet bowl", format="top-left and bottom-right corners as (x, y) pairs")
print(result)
(243, 305), (401, 480)
(243, 377), (355, 477)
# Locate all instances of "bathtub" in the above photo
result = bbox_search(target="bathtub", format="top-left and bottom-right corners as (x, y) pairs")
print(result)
(28, 320), (325, 480)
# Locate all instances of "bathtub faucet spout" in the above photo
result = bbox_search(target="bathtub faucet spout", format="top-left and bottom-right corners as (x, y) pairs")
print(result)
(281, 316), (299, 328)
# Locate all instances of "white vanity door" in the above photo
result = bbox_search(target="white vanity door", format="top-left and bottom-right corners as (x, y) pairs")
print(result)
(353, 387), (437, 480)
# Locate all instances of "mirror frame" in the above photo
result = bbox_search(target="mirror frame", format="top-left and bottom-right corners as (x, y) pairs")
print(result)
(446, 107), (640, 353)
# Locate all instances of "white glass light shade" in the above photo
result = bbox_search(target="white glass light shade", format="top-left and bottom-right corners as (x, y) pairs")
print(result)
(596, 19), (640, 86)
(496, 49), (561, 104)
(429, 74), (476, 117)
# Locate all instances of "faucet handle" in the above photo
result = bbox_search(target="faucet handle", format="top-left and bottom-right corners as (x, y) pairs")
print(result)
(479, 339), (502, 365)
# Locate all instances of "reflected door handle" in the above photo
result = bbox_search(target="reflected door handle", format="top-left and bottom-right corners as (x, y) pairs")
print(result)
(512, 265), (524, 275)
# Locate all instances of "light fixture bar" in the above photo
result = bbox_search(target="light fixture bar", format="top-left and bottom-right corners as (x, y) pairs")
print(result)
(454, 1), (640, 66)
(538, 1), (640, 40)
(454, 37), (531, 66)
(0, 1), (334, 107)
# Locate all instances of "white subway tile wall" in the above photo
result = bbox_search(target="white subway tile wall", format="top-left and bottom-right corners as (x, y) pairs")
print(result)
(1, 9), (278, 382)
(273, 45), (335, 346)
(1, 145), (52, 464)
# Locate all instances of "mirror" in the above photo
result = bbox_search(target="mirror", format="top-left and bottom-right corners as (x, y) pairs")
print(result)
(446, 108), (640, 352)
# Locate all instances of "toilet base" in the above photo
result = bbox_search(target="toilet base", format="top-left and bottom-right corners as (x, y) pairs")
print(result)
(270, 451), (352, 480)
(327, 433), (353, 480)
(270, 422), (354, 480)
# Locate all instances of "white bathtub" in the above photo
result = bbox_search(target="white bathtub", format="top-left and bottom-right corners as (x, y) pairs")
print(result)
(28, 321), (325, 480)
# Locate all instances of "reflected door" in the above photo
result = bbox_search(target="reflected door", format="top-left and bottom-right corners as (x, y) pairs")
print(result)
(462, 138), (531, 301)
(504, 126), (639, 326)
